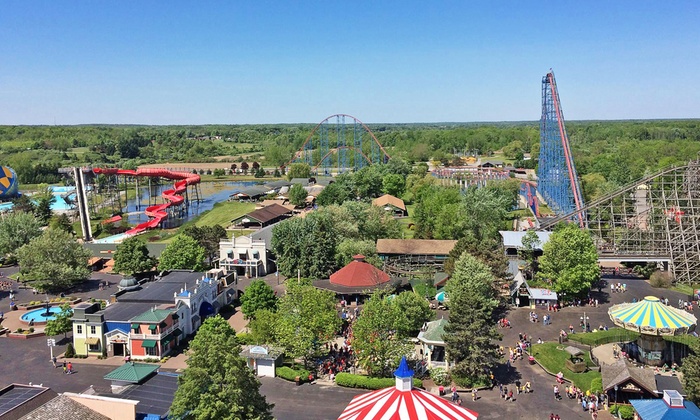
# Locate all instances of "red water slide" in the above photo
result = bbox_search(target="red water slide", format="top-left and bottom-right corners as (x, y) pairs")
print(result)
(92, 167), (201, 235)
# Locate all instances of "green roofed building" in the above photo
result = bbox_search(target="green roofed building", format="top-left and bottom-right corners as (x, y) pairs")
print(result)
(104, 362), (159, 393)
(417, 318), (450, 370)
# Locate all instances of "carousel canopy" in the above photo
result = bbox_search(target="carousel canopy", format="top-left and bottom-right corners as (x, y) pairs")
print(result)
(608, 296), (697, 336)
(338, 357), (478, 420)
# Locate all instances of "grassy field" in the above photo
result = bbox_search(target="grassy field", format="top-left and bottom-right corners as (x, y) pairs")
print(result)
(398, 204), (416, 239)
(530, 343), (602, 392)
(670, 283), (698, 296)
(187, 201), (255, 228)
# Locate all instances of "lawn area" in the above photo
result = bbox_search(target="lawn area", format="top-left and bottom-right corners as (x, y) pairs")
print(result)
(188, 201), (255, 228)
(398, 204), (415, 239)
(568, 328), (640, 346)
(530, 343), (602, 392)
(670, 283), (698, 296)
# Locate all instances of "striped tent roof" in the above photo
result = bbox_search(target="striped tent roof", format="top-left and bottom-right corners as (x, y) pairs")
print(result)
(338, 358), (478, 420)
(608, 296), (697, 336)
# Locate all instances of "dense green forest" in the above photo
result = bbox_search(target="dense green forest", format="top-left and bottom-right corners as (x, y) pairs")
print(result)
(1, 120), (699, 194)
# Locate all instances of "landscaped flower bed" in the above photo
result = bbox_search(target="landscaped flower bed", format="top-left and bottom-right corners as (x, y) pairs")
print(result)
(8, 327), (45, 339)
(17, 297), (81, 310)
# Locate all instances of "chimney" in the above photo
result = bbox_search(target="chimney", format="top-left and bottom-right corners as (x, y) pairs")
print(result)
(352, 254), (366, 263)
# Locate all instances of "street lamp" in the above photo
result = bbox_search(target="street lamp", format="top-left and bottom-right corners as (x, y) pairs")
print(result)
(581, 314), (590, 332)
(614, 385), (619, 416)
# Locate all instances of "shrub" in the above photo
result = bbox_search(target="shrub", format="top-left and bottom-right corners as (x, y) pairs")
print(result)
(16, 328), (23, 333)
(236, 332), (255, 345)
(590, 376), (603, 393)
(275, 366), (310, 382)
(650, 271), (673, 288)
(453, 375), (490, 389)
(28, 327), (34, 333)
(429, 368), (451, 387)
(610, 405), (635, 420)
(64, 343), (75, 358)
(335, 373), (423, 390)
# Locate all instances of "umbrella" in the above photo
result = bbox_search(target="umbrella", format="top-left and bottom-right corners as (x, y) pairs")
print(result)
(608, 296), (697, 336)
(435, 290), (448, 303)
(338, 357), (478, 420)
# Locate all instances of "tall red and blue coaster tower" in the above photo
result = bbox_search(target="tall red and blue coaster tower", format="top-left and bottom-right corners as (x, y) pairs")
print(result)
(537, 70), (586, 227)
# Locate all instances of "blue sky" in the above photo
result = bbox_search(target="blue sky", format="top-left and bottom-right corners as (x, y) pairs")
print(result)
(1, 1), (698, 125)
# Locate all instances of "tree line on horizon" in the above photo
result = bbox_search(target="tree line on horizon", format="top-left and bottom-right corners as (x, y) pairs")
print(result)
(0, 120), (699, 195)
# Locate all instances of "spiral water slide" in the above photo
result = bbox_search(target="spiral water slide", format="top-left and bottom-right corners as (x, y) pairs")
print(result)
(93, 167), (201, 235)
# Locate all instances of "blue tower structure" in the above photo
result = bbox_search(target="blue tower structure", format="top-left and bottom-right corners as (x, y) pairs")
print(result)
(537, 71), (585, 227)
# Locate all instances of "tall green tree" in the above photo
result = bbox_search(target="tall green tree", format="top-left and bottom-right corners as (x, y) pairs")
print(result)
(288, 183), (307, 207)
(17, 228), (92, 291)
(393, 291), (434, 337)
(49, 213), (73, 234)
(444, 236), (509, 287)
(113, 237), (155, 275)
(681, 338), (700, 404)
(286, 162), (311, 180)
(44, 304), (73, 340)
(352, 292), (414, 377)
(170, 316), (274, 420)
(443, 253), (502, 383)
(382, 173), (406, 198)
(537, 223), (600, 295)
(316, 182), (351, 206)
(271, 212), (338, 279)
(159, 235), (207, 271)
(248, 309), (279, 345)
(0, 211), (42, 259)
(240, 280), (278, 320)
(275, 281), (340, 367)
(518, 230), (541, 279)
(182, 225), (227, 265)
(34, 184), (56, 224)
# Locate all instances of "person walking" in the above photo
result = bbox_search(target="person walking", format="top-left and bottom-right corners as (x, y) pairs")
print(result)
(52, 356), (57, 368)
(472, 388), (477, 401)
(66, 362), (73, 375)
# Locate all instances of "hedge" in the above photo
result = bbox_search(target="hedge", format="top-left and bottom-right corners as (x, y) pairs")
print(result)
(336, 373), (423, 390)
(610, 404), (635, 420)
(276, 366), (310, 383)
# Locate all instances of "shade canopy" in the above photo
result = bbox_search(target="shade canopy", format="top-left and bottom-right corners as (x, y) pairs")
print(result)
(608, 296), (697, 336)
(338, 357), (478, 420)
(338, 387), (479, 420)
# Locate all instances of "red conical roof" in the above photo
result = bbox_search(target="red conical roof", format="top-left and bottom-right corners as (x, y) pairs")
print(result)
(330, 259), (390, 288)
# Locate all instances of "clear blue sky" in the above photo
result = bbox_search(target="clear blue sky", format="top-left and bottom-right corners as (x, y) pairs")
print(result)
(1, 1), (698, 125)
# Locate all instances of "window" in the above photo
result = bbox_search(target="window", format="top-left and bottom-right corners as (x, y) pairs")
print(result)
(88, 343), (100, 352)
(76, 325), (83, 334)
(146, 346), (158, 356)
(90, 326), (96, 335)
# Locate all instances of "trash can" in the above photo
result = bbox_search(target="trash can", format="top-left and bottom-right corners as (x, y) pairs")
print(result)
(528, 356), (535, 365)
(295, 376), (301, 386)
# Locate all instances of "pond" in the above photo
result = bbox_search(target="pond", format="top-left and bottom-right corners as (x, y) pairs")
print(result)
(121, 180), (259, 228)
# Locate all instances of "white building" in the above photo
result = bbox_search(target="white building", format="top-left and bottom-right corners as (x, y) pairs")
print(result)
(219, 233), (270, 278)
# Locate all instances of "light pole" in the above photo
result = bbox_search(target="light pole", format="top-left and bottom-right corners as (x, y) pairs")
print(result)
(614, 385), (619, 416)
(47, 338), (56, 363)
(580, 314), (590, 332)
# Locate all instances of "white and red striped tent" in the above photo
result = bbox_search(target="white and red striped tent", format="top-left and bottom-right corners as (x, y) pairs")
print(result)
(338, 358), (478, 420)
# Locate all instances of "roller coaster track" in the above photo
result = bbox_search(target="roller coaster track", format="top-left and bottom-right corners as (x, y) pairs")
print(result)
(538, 163), (691, 230)
(538, 160), (700, 284)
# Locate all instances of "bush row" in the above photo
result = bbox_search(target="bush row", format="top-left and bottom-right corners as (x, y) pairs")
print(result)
(276, 366), (311, 383)
(335, 373), (423, 390)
